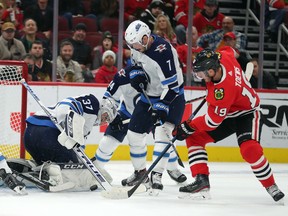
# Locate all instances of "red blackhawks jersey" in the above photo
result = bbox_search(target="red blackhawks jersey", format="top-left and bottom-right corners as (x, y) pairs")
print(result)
(190, 47), (260, 131)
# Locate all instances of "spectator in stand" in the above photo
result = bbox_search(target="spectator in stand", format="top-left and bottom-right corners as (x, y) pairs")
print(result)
(249, 58), (277, 89)
(218, 32), (251, 71)
(56, 40), (84, 82)
(194, 0), (205, 14)
(174, 0), (206, 44)
(93, 31), (117, 69)
(198, 16), (247, 51)
(93, 50), (117, 83)
(22, 53), (35, 81)
(0, 22), (26, 60)
(193, 0), (225, 36)
(92, 31), (130, 70)
(154, 14), (177, 47)
(1, 0), (24, 33)
(176, 26), (203, 75)
(20, 18), (52, 60)
(91, 0), (118, 31)
(59, 0), (97, 30)
(29, 40), (52, 81)
(140, 0), (165, 31)
(66, 23), (92, 75)
(265, 0), (287, 42)
(0, 3), (5, 30)
(23, 0), (53, 40)
(124, 0), (151, 26)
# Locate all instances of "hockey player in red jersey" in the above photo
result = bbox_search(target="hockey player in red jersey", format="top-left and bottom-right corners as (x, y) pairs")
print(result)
(172, 48), (285, 202)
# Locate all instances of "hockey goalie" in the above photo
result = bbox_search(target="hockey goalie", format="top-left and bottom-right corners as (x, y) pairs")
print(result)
(7, 94), (117, 192)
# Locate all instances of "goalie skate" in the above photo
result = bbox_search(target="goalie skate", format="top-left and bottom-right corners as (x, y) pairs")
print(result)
(266, 183), (285, 203)
(0, 168), (27, 195)
(178, 174), (211, 200)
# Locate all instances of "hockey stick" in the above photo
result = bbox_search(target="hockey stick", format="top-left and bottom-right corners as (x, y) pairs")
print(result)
(185, 95), (206, 104)
(141, 86), (185, 168)
(20, 79), (112, 191)
(245, 62), (254, 81)
(102, 98), (206, 199)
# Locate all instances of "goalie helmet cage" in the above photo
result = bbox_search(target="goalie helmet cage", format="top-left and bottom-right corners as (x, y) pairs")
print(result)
(0, 60), (28, 159)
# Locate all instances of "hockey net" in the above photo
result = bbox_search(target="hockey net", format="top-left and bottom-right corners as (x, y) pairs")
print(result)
(0, 60), (28, 159)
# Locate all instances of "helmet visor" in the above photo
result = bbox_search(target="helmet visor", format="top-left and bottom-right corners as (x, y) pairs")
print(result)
(193, 71), (206, 80)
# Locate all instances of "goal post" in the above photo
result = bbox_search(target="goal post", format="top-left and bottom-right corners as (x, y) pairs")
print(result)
(0, 60), (28, 159)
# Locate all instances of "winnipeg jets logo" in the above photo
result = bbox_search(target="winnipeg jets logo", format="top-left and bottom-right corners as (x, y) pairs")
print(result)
(155, 44), (167, 53)
(118, 69), (126, 77)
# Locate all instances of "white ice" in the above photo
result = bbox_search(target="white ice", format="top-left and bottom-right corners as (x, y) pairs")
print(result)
(0, 162), (287, 216)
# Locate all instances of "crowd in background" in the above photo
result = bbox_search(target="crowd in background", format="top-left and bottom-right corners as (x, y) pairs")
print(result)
(0, 0), (287, 89)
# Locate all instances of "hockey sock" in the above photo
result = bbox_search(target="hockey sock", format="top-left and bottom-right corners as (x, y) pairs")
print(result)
(240, 140), (275, 188)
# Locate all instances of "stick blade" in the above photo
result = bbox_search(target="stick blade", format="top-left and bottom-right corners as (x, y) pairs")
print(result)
(101, 185), (147, 199)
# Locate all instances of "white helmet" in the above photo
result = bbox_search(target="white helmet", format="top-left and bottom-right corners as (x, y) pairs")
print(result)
(97, 98), (118, 125)
(125, 20), (151, 48)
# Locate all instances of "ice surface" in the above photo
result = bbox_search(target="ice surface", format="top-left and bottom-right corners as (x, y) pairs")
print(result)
(0, 162), (287, 216)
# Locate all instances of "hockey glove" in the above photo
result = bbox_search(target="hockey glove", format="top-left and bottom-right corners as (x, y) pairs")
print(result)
(58, 110), (85, 149)
(172, 121), (195, 141)
(129, 69), (149, 92)
(151, 102), (169, 126)
(109, 114), (124, 131)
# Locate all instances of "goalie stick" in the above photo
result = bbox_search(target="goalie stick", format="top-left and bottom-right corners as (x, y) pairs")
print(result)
(101, 98), (206, 199)
(20, 79), (112, 191)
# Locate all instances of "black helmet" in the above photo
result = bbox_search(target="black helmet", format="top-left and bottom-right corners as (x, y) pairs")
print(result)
(193, 49), (220, 73)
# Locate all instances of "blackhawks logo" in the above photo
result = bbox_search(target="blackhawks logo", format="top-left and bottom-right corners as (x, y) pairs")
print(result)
(214, 88), (224, 100)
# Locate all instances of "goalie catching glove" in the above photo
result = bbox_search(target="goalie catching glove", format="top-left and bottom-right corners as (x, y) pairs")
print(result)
(172, 120), (195, 141)
(58, 110), (85, 149)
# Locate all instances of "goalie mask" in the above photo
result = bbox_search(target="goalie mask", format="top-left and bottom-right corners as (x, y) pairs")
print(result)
(96, 98), (117, 125)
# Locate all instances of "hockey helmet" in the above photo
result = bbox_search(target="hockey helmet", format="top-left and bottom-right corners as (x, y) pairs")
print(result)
(125, 20), (151, 49)
(193, 49), (220, 73)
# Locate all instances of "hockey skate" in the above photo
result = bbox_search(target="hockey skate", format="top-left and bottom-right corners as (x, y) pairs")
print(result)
(121, 169), (149, 187)
(167, 169), (187, 183)
(178, 174), (211, 200)
(0, 168), (27, 195)
(266, 183), (285, 203)
(149, 171), (163, 196)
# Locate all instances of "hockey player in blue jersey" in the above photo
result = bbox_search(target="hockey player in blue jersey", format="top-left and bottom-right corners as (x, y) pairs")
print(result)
(93, 66), (187, 185)
(22, 94), (117, 191)
(121, 20), (185, 195)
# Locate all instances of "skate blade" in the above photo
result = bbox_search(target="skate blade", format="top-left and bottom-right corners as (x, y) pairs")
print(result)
(14, 186), (28, 196)
(276, 197), (285, 206)
(148, 188), (161, 196)
(178, 189), (211, 200)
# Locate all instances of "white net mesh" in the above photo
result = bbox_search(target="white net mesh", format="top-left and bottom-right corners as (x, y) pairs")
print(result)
(0, 62), (27, 159)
